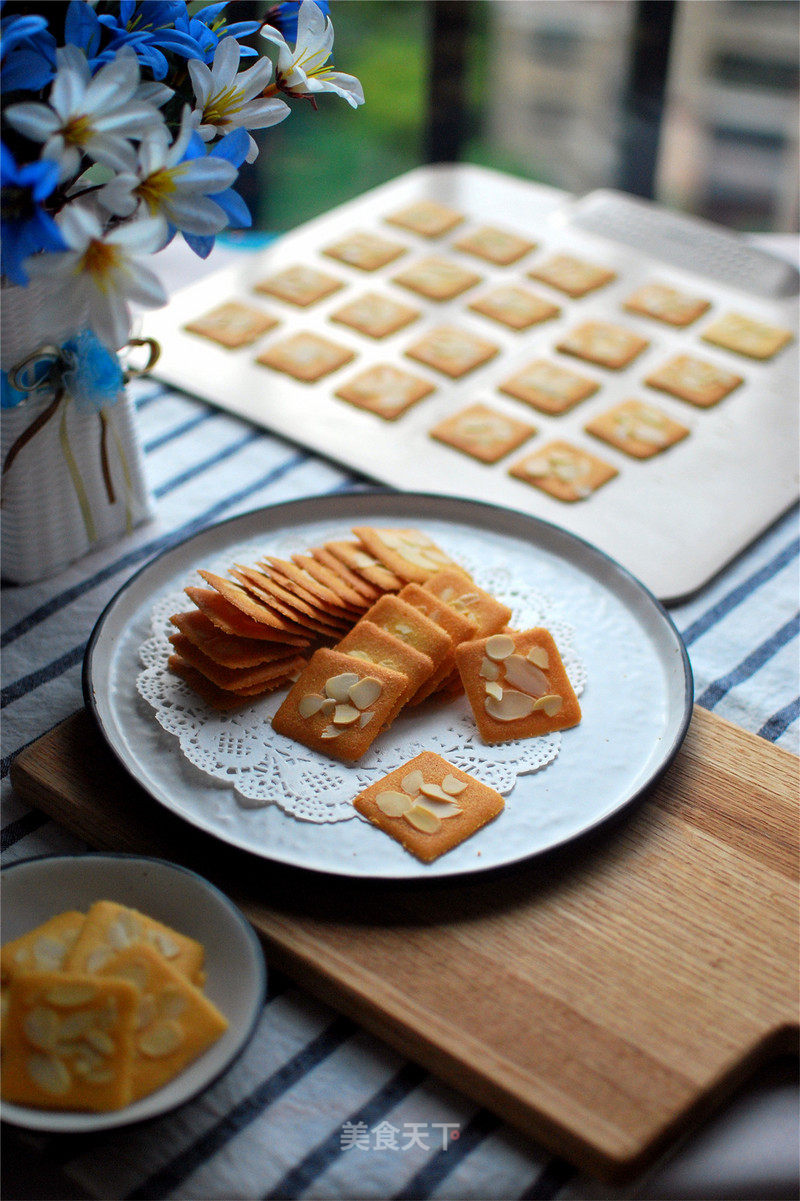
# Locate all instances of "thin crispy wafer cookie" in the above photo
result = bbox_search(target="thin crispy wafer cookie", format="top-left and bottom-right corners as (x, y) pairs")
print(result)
(169, 656), (279, 709)
(256, 332), (354, 383)
(230, 566), (347, 637)
(397, 583), (477, 701)
(644, 354), (743, 407)
(352, 751), (504, 863)
(406, 325), (498, 378)
(498, 359), (599, 415)
(254, 265), (343, 307)
(528, 253), (616, 298)
(456, 628), (581, 745)
(184, 301), (278, 348)
(468, 285), (559, 331)
(352, 527), (457, 584)
(323, 231), (406, 271)
(510, 440), (618, 502)
(170, 611), (304, 667)
(701, 312), (793, 360)
(363, 595), (453, 679)
(169, 634), (303, 692)
(623, 282), (710, 327)
(453, 225), (535, 266)
(293, 553), (371, 611)
(197, 570), (310, 635)
(385, 200), (464, 237)
(272, 648), (409, 761)
(185, 587), (309, 643)
(336, 620), (434, 701)
(586, 400), (689, 459)
(424, 567), (511, 636)
(392, 256), (482, 302)
(260, 557), (361, 619)
(310, 546), (382, 603)
(336, 364), (435, 420)
(556, 321), (649, 370)
(430, 403), (535, 464)
(323, 540), (402, 592)
(329, 292), (419, 339)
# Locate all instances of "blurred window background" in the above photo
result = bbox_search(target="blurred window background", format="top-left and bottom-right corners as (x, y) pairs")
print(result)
(236, 0), (799, 234)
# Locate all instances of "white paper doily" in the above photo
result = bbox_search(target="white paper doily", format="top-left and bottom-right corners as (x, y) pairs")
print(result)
(136, 530), (586, 823)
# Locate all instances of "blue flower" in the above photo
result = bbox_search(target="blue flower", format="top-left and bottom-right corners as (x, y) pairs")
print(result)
(176, 3), (260, 62)
(180, 128), (252, 258)
(62, 330), (124, 411)
(0, 11), (57, 92)
(96, 2), (204, 80)
(0, 144), (65, 285)
(265, 1), (330, 44)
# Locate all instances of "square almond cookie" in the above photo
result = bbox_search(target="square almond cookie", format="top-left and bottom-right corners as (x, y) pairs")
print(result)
(528, 252), (616, 298)
(430, 402), (535, 464)
(455, 628), (581, 744)
(645, 354), (743, 407)
(585, 399), (690, 459)
(335, 363), (435, 420)
(323, 231), (407, 271)
(254, 264), (343, 307)
(406, 325), (499, 379)
(329, 292), (420, 339)
(498, 358), (599, 415)
(352, 751), (504, 863)
(397, 583), (478, 701)
(510, 440), (618, 502)
(0, 971), (139, 1111)
(700, 311), (793, 360)
(272, 648), (410, 761)
(453, 225), (536, 266)
(392, 256), (482, 302)
(352, 527), (458, 584)
(423, 567), (512, 636)
(623, 282), (710, 327)
(336, 619), (435, 701)
(385, 200), (464, 237)
(468, 285), (560, 331)
(256, 332), (355, 383)
(184, 301), (278, 348)
(363, 595), (453, 676)
(65, 901), (205, 983)
(556, 321), (649, 370)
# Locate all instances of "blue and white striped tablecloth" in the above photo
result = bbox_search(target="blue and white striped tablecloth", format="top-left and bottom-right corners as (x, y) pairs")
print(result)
(2, 242), (797, 1201)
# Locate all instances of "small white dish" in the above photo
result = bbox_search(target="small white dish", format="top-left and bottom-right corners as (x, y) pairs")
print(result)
(0, 853), (266, 1133)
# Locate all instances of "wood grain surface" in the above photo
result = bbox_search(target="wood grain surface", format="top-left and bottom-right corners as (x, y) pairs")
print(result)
(8, 705), (799, 1184)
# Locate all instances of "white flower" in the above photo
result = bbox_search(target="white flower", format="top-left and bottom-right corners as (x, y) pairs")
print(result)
(25, 204), (167, 350)
(4, 45), (166, 183)
(96, 106), (237, 244)
(188, 36), (290, 164)
(260, 0), (364, 109)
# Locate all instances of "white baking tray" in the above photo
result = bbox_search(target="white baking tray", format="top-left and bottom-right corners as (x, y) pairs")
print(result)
(142, 164), (799, 604)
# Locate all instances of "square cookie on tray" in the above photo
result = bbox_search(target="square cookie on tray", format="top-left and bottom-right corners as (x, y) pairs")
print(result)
(585, 400), (690, 459)
(256, 332), (355, 383)
(406, 325), (499, 378)
(528, 252), (616, 298)
(352, 751), (504, 863)
(184, 301), (279, 348)
(254, 265), (344, 307)
(335, 364), (435, 420)
(323, 231), (407, 271)
(453, 225), (536, 266)
(510, 440), (618, 503)
(385, 200), (464, 237)
(392, 256), (482, 302)
(498, 359), (599, 415)
(556, 321), (649, 370)
(468, 285), (560, 331)
(430, 403), (535, 464)
(329, 292), (420, 339)
(644, 354), (743, 407)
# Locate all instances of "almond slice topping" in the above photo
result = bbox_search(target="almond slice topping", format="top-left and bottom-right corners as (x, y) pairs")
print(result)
(404, 805), (441, 834)
(503, 655), (548, 697)
(527, 646), (549, 670)
(479, 657), (500, 681)
(376, 790), (413, 817)
(401, 768), (424, 795)
(414, 797), (461, 819)
(485, 690), (536, 721)
(533, 694), (563, 716)
(485, 633), (515, 661)
(298, 693), (327, 717)
(485, 680), (503, 700)
(441, 774), (467, 795)
(419, 781), (452, 802)
(333, 704), (360, 725)
(348, 677), (382, 709)
(324, 672), (361, 701)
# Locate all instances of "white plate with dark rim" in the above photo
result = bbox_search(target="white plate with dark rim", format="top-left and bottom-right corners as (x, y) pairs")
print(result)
(83, 492), (693, 881)
(0, 853), (266, 1133)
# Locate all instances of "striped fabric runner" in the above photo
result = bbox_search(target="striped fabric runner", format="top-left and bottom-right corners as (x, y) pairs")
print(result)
(2, 371), (797, 1201)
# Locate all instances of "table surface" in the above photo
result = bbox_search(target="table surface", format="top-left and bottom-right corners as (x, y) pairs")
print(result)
(2, 237), (798, 1201)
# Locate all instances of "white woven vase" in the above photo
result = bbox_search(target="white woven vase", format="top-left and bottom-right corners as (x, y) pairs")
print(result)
(1, 280), (154, 585)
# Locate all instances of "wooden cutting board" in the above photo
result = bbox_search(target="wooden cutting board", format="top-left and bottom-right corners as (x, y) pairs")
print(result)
(9, 706), (799, 1184)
